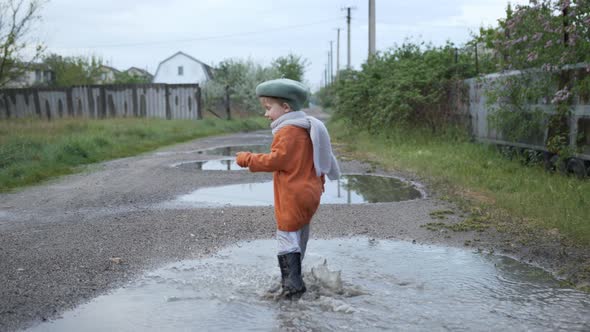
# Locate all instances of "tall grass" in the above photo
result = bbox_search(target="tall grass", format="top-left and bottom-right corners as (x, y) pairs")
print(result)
(330, 119), (590, 244)
(0, 117), (267, 191)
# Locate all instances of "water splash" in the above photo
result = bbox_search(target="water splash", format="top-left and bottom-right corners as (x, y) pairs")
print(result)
(28, 238), (590, 332)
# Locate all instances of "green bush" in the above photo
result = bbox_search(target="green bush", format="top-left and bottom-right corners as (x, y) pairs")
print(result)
(333, 42), (474, 134)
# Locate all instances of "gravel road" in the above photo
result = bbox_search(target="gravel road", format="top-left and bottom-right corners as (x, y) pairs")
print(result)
(0, 121), (565, 331)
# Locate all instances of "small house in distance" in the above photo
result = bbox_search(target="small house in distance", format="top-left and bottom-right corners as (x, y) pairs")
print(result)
(125, 67), (153, 82)
(96, 65), (120, 84)
(3, 63), (54, 88)
(153, 51), (213, 84)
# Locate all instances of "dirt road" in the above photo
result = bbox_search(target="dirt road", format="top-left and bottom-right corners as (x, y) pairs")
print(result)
(0, 123), (549, 331)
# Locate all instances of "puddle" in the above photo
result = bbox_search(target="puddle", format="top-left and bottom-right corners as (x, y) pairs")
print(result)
(200, 145), (269, 156)
(156, 144), (269, 157)
(174, 158), (243, 171)
(166, 175), (423, 207)
(29, 238), (590, 331)
(171, 145), (272, 170)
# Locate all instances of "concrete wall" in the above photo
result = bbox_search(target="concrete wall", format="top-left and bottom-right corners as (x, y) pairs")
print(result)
(0, 84), (202, 121)
(465, 65), (590, 159)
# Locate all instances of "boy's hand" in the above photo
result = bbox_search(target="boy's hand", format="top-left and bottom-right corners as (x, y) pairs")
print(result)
(235, 152), (251, 167)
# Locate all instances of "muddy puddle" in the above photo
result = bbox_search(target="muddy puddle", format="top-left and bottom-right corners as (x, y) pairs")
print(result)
(156, 144), (270, 157)
(174, 158), (243, 171)
(165, 175), (423, 208)
(201, 145), (269, 156)
(172, 145), (270, 171)
(29, 238), (590, 331)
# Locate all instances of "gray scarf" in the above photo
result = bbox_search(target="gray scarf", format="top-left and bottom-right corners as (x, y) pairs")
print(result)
(270, 111), (341, 180)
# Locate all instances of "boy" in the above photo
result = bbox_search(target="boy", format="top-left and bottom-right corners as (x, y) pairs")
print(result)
(236, 78), (340, 299)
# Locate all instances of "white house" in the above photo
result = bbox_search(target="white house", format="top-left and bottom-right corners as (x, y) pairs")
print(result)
(153, 51), (213, 84)
(3, 64), (54, 88)
(96, 65), (120, 84)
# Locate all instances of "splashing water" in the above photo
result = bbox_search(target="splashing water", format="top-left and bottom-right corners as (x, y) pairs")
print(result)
(29, 238), (590, 331)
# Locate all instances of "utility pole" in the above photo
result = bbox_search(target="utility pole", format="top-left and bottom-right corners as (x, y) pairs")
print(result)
(474, 42), (479, 75)
(336, 27), (341, 79)
(329, 40), (334, 83)
(342, 6), (356, 69)
(368, 0), (376, 57)
(327, 51), (331, 85)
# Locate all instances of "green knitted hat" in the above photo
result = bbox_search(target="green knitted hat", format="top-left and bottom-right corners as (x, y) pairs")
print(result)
(255, 78), (309, 111)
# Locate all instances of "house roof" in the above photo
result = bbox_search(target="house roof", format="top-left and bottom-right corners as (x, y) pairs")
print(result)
(99, 65), (121, 73)
(126, 67), (153, 77)
(27, 63), (53, 71)
(154, 51), (213, 81)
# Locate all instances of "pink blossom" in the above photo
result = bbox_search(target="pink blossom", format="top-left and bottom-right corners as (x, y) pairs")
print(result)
(545, 40), (554, 48)
(527, 52), (538, 62)
(551, 87), (571, 104)
(560, 0), (570, 11)
(568, 33), (577, 46)
(507, 20), (516, 30)
(532, 32), (543, 41)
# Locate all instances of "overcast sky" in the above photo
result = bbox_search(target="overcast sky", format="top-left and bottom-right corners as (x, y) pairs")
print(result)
(36, 0), (530, 90)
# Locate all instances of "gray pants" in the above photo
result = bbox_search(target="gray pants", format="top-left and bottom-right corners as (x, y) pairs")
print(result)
(276, 224), (310, 259)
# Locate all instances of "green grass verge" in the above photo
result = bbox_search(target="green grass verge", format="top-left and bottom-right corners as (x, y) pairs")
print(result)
(0, 117), (267, 192)
(329, 118), (590, 245)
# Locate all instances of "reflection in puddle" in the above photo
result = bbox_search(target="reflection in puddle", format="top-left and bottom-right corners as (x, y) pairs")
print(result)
(172, 145), (271, 171)
(29, 238), (590, 331)
(168, 175), (423, 207)
(199, 145), (269, 156)
(156, 144), (270, 157)
(175, 159), (243, 171)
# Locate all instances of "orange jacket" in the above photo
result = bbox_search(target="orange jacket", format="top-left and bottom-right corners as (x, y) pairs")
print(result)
(237, 126), (323, 231)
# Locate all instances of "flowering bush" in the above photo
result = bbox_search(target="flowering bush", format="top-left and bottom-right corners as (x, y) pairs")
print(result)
(481, 0), (590, 155)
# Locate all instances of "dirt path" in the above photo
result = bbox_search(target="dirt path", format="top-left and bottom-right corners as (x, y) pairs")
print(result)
(0, 114), (578, 330)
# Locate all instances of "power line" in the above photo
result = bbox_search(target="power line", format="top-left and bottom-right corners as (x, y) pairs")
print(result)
(53, 17), (342, 49)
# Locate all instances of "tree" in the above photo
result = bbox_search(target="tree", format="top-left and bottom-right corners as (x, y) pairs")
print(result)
(203, 58), (279, 114)
(0, 0), (45, 87)
(114, 71), (151, 84)
(271, 53), (309, 82)
(43, 53), (103, 87)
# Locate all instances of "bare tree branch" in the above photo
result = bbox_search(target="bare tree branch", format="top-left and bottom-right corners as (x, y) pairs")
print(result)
(0, 0), (45, 88)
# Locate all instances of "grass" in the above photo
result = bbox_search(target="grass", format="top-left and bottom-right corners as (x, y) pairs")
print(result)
(329, 118), (590, 245)
(0, 117), (267, 191)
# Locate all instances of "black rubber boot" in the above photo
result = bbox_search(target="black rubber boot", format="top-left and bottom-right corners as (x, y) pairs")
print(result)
(278, 255), (289, 289)
(277, 252), (306, 299)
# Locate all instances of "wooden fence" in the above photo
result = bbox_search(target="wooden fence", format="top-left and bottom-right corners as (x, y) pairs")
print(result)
(0, 84), (202, 120)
